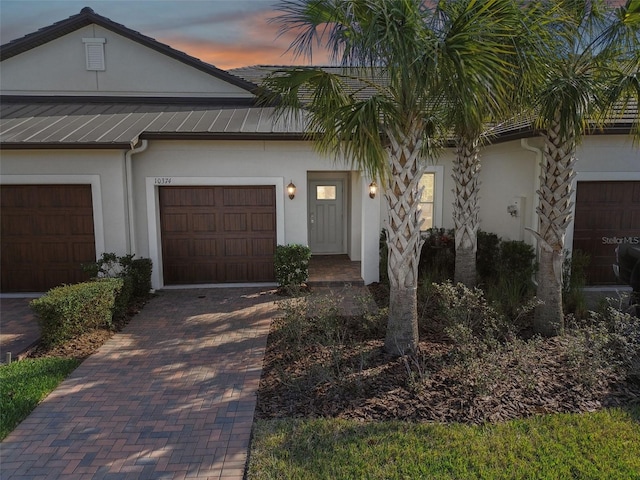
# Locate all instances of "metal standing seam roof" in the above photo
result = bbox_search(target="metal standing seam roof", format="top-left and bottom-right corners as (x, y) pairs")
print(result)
(0, 102), (308, 147)
(1, 97), (635, 148)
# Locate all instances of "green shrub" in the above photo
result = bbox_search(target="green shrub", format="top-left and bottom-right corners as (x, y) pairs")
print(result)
(128, 258), (153, 298)
(418, 228), (455, 283)
(274, 244), (312, 290)
(83, 252), (152, 300)
(431, 281), (512, 357)
(30, 278), (123, 347)
(476, 230), (500, 280)
(563, 249), (590, 317)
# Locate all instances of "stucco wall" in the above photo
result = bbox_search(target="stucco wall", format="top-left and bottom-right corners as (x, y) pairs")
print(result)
(1, 25), (252, 97)
(128, 139), (379, 287)
(408, 134), (638, 252)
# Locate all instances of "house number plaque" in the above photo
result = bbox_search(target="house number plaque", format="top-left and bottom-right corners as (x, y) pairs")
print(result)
(154, 177), (172, 185)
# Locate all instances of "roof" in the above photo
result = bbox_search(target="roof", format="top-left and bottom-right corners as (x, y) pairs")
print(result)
(0, 7), (258, 95)
(0, 100), (306, 148)
(232, 65), (638, 140)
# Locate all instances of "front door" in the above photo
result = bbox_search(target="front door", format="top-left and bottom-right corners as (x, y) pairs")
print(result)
(308, 179), (345, 254)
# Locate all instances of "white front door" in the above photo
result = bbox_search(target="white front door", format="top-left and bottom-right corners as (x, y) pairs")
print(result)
(308, 179), (345, 253)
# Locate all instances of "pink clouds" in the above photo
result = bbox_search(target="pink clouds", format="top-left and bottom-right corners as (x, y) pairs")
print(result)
(159, 8), (332, 69)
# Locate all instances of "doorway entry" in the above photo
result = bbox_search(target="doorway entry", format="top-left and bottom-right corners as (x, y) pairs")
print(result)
(308, 177), (347, 254)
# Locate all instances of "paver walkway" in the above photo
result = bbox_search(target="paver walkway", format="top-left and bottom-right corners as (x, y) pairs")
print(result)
(0, 297), (40, 363)
(1, 288), (276, 480)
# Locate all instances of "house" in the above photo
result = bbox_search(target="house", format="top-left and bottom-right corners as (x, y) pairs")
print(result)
(1, 8), (638, 294)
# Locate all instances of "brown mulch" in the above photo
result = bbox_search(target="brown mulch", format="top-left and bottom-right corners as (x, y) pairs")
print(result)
(255, 283), (640, 425)
(27, 300), (146, 361)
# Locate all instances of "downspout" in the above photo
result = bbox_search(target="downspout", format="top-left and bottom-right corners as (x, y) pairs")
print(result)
(125, 137), (148, 255)
(520, 138), (542, 253)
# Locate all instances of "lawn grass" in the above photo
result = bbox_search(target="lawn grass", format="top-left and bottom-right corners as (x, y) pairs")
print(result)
(0, 357), (80, 440)
(247, 407), (640, 479)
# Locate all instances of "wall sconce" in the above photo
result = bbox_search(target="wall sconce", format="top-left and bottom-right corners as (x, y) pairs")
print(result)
(368, 181), (378, 199)
(287, 181), (296, 200)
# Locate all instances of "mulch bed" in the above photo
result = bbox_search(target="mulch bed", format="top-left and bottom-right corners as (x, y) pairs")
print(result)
(27, 300), (147, 361)
(255, 283), (640, 425)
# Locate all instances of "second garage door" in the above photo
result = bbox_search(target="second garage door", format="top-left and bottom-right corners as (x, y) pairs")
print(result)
(1, 184), (96, 292)
(159, 186), (276, 284)
(572, 181), (640, 285)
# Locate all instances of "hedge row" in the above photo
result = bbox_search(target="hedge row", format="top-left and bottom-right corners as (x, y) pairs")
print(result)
(30, 255), (152, 348)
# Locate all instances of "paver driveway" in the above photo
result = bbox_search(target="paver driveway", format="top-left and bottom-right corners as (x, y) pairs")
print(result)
(1, 288), (276, 480)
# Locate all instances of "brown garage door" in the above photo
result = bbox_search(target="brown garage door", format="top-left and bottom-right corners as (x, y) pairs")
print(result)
(160, 186), (276, 284)
(573, 181), (640, 285)
(1, 185), (96, 292)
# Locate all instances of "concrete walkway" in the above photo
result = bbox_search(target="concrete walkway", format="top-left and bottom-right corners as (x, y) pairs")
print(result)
(1, 288), (276, 480)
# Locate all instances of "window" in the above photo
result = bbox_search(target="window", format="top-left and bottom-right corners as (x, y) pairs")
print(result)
(316, 185), (336, 200)
(83, 38), (105, 71)
(419, 172), (435, 230)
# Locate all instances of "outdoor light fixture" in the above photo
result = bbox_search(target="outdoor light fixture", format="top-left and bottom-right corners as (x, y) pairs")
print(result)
(287, 181), (296, 200)
(369, 181), (378, 199)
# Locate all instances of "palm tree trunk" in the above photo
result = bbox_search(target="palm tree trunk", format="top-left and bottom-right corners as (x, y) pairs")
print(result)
(533, 115), (576, 336)
(452, 136), (481, 287)
(383, 127), (425, 356)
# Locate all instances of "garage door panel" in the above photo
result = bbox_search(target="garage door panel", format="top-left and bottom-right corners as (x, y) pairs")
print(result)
(163, 238), (191, 257)
(2, 241), (33, 262)
(160, 186), (276, 284)
(37, 215), (72, 235)
(192, 213), (217, 232)
(41, 243), (70, 263)
(224, 238), (248, 256)
(162, 214), (188, 232)
(573, 181), (640, 285)
(627, 210), (640, 228)
(223, 187), (273, 206)
(252, 213), (275, 230)
(1, 269), (35, 292)
(574, 210), (622, 229)
(73, 243), (97, 262)
(225, 263), (249, 282)
(253, 238), (276, 256)
(69, 215), (95, 235)
(1, 185), (95, 292)
(223, 213), (248, 231)
(252, 262), (275, 281)
(161, 187), (216, 207)
(1, 214), (32, 235)
(193, 238), (218, 257)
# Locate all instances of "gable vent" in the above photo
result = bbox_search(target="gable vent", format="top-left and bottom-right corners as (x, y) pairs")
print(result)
(82, 38), (106, 71)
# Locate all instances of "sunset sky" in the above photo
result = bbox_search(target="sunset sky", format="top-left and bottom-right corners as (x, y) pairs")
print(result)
(0, 0), (628, 71)
(0, 0), (333, 69)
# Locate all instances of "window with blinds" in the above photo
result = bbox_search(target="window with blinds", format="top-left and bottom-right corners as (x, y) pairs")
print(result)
(82, 38), (105, 71)
(419, 172), (435, 230)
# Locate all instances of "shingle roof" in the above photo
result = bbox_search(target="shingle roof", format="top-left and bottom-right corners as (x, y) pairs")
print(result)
(0, 7), (258, 95)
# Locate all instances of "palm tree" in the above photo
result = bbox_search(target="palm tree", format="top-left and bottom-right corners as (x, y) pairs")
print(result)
(263, 0), (525, 355)
(431, 0), (530, 287)
(530, 0), (640, 336)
